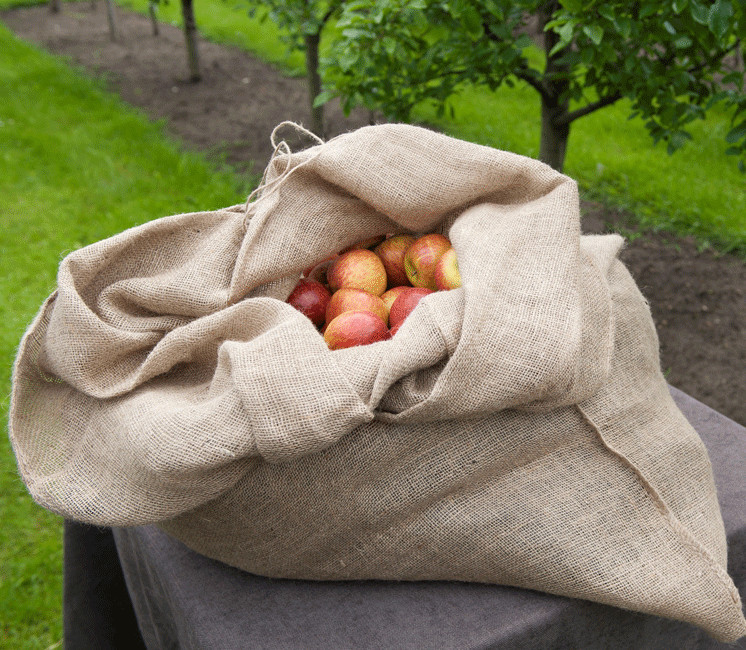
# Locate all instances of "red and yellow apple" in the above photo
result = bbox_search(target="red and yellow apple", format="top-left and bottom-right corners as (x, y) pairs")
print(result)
(326, 288), (389, 326)
(380, 286), (410, 315)
(388, 287), (434, 330)
(404, 234), (451, 290)
(301, 230), (463, 349)
(327, 249), (387, 296)
(286, 278), (332, 328)
(324, 310), (391, 350)
(374, 234), (416, 288)
(434, 247), (461, 290)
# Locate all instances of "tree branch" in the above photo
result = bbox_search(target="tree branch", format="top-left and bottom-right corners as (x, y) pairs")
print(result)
(555, 92), (623, 125)
(514, 68), (550, 99)
(687, 40), (740, 75)
(477, 7), (550, 101)
(321, 3), (339, 26)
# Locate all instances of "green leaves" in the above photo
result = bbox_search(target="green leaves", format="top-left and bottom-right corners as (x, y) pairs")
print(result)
(321, 0), (745, 171)
(598, 6), (615, 21)
(667, 129), (693, 155)
(461, 5), (485, 40)
(548, 19), (576, 56)
(707, 0), (734, 38)
(673, 35), (693, 48)
(726, 121), (746, 145)
(335, 47), (360, 72)
(235, 0), (343, 50)
(583, 24), (604, 45)
(689, 1), (709, 25)
(313, 88), (337, 108)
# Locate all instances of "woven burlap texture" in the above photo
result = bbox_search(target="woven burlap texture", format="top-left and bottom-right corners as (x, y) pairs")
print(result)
(9, 123), (746, 641)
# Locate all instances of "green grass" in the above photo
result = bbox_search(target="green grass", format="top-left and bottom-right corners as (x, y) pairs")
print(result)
(102, 0), (746, 253)
(123, 0), (746, 253)
(0, 24), (252, 648)
(417, 83), (745, 253)
(2, 0), (742, 250)
(121, 0), (307, 75)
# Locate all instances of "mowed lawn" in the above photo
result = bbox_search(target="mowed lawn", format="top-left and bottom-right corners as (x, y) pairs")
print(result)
(1, 0), (743, 251)
(116, 0), (745, 253)
(0, 24), (252, 648)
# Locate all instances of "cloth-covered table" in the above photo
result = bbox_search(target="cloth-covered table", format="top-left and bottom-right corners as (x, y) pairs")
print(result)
(64, 386), (746, 649)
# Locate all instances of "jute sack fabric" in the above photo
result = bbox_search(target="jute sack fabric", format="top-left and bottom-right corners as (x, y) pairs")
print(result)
(9, 123), (746, 641)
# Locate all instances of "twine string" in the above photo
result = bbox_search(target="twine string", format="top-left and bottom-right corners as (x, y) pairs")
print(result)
(244, 122), (325, 216)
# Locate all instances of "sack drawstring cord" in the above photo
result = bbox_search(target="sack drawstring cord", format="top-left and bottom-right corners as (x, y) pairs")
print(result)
(243, 121), (325, 219)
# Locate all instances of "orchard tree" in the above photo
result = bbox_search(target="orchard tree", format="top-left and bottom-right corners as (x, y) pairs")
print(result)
(149, 0), (162, 36)
(326, 0), (745, 172)
(181, 0), (201, 81)
(238, 0), (345, 136)
(104, 0), (119, 41)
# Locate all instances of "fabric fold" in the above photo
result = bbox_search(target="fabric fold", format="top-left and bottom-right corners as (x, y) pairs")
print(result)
(9, 123), (745, 642)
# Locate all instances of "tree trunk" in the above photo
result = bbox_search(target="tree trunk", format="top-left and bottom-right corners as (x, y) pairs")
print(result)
(537, 1), (570, 172)
(304, 33), (324, 138)
(180, 0), (201, 82)
(104, 0), (118, 41)
(539, 98), (570, 172)
(149, 1), (159, 36)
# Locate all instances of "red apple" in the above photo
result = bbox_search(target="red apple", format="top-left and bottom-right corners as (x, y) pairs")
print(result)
(326, 288), (389, 326)
(388, 287), (434, 330)
(404, 234), (451, 290)
(434, 247), (461, 290)
(340, 234), (386, 254)
(374, 234), (416, 288)
(327, 249), (387, 296)
(324, 310), (391, 350)
(286, 278), (332, 328)
(381, 286), (410, 314)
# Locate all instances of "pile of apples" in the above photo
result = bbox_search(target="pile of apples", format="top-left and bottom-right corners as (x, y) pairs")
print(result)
(286, 233), (461, 350)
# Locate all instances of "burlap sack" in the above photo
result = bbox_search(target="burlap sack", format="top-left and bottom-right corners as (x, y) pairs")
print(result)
(9, 123), (746, 641)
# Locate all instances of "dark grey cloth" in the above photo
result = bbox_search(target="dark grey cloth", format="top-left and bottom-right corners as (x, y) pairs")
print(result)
(63, 520), (147, 649)
(69, 387), (746, 649)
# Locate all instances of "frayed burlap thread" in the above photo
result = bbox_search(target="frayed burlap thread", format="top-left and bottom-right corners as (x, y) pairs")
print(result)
(9, 123), (746, 641)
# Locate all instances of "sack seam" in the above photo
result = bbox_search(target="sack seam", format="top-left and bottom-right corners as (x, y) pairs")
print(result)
(576, 404), (741, 606)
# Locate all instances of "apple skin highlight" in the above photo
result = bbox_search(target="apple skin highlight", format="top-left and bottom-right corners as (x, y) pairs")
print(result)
(404, 234), (451, 291)
(389, 287), (434, 330)
(434, 247), (462, 290)
(324, 310), (391, 350)
(286, 279), (332, 328)
(381, 286), (410, 314)
(327, 249), (387, 296)
(374, 234), (416, 288)
(326, 288), (389, 326)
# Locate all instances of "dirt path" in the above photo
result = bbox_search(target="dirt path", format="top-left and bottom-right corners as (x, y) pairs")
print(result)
(3, 3), (744, 424)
